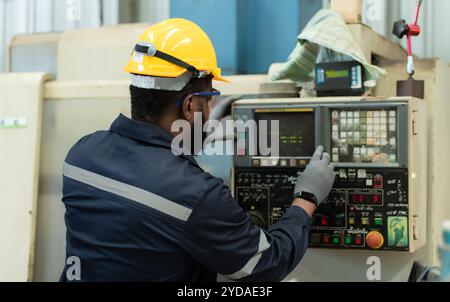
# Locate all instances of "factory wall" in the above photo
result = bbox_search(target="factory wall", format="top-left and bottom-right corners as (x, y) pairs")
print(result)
(2, 1), (449, 74)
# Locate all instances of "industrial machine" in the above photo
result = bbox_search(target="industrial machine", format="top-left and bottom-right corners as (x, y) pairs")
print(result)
(232, 97), (427, 252)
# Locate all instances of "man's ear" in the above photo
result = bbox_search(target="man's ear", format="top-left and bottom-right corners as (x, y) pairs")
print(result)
(182, 94), (194, 122)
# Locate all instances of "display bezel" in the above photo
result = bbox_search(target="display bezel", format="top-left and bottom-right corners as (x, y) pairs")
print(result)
(233, 104), (322, 168)
(254, 108), (316, 158)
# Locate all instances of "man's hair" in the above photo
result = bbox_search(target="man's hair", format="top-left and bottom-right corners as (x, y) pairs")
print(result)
(130, 75), (212, 122)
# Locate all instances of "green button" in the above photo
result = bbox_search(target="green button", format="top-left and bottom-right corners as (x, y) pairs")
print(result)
(332, 237), (340, 244)
(345, 237), (352, 245)
(375, 218), (383, 225)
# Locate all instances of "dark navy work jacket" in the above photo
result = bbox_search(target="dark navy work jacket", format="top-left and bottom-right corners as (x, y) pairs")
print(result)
(60, 114), (311, 282)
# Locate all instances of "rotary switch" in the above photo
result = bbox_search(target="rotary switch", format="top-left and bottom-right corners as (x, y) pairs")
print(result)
(248, 211), (266, 228)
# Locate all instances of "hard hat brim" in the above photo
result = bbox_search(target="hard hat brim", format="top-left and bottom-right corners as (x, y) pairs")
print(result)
(212, 70), (230, 83)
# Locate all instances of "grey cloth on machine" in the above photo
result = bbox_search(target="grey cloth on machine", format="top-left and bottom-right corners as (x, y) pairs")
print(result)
(269, 9), (386, 88)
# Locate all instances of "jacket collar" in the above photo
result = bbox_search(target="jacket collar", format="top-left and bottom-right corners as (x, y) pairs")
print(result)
(110, 114), (199, 166)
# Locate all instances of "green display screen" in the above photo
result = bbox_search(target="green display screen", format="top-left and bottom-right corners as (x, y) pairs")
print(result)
(325, 70), (349, 79)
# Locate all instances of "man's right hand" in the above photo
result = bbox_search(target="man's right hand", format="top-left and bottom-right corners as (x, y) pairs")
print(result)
(293, 146), (336, 207)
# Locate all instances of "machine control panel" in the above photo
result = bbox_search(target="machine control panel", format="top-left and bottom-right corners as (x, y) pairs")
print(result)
(234, 168), (409, 251)
(232, 97), (427, 252)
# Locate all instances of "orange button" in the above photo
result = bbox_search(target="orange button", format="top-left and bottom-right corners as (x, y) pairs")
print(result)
(366, 231), (384, 249)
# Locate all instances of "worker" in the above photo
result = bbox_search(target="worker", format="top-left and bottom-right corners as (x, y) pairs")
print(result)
(60, 18), (335, 282)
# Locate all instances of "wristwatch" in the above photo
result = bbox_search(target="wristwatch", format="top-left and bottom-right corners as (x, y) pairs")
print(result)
(293, 191), (319, 206)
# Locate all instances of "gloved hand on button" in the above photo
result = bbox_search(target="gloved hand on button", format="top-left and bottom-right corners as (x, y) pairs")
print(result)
(294, 146), (336, 206)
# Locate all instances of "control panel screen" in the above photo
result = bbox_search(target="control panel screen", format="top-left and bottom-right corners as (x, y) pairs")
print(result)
(255, 110), (316, 157)
(326, 69), (349, 79)
(330, 109), (398, 164)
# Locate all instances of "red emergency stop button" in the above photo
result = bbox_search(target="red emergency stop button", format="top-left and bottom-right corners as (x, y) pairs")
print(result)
(366, 231), (384, 249)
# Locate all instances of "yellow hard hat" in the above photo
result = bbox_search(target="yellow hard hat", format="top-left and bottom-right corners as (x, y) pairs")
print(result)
(124, 18), (229, 88)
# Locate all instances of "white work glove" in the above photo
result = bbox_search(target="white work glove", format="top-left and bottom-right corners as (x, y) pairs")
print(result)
(294, 146), (336, 205)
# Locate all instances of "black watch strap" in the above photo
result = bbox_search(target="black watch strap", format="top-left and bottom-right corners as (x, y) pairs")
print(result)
(294, 191), (319, 206)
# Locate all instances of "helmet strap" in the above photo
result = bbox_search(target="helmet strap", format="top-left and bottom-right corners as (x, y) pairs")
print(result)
(134, 43), (201, 78)
(131, 72), (193, 91)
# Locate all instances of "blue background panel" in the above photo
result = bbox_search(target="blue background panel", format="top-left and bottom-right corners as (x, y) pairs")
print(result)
(170, 0), (321, 74)
(170, 0), (239, 75)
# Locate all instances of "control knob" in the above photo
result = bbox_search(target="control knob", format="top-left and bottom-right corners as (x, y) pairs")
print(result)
(248, 211), (266, 228)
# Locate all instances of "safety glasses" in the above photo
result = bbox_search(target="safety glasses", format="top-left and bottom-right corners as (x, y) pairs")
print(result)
(176, 89), (221, 109)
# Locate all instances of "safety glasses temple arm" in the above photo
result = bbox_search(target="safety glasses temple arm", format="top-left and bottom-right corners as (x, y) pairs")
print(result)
(176, 91), (221, 109)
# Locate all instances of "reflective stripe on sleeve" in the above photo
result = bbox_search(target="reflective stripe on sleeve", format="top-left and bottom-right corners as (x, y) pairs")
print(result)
(63, 162), (193, 222)
(223, 229), (271, 280)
